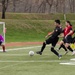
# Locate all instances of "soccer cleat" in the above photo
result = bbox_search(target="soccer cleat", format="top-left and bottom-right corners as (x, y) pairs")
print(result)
(36, 51), (42, 55)
(64, 51), (68, 55)
(58, 55), (62, 59)
(3, 50), (6, 52)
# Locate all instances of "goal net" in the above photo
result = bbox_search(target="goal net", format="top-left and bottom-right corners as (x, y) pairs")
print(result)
(0, 22), (5, 44)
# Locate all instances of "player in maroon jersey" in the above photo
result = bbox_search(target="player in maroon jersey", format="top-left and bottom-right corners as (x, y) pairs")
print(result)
(58, 21), (75, 55)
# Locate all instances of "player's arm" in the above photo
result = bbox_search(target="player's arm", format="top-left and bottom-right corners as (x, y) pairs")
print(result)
(65, 30), (73, 38)
(45, 31), (54, 38)
(58, 33), (64, 38)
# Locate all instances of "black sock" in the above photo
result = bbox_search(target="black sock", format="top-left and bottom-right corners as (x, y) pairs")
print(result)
(67, 46), (73, 52)
(51, 47), (59, 56)
(41, 42), (46, 52)
(59, 44), (67, 51)
(59, 44), (62, 50)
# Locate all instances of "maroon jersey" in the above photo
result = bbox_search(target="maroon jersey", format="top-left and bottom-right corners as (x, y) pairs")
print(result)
(63, 26), (72, 37)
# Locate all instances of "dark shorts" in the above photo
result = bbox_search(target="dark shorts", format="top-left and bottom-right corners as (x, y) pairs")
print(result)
(45, 37), (59, 47)
(0, 40), (2, 45)
(63, 35), (73, 43)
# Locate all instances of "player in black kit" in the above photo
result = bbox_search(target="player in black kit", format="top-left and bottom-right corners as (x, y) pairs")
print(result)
(36, 20), (62, 59)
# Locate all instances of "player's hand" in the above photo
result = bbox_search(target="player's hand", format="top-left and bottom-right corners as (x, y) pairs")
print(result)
(45, 35), (48, 38)
(65, 35), (67, 38)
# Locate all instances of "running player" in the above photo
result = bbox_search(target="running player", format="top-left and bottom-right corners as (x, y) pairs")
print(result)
(36, 20), (62, 59)
(58, 21), (75, 55)
(0, 35), (5, 52)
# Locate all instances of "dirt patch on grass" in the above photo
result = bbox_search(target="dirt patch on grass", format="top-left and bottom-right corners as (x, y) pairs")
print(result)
(6, 42), (43, 47)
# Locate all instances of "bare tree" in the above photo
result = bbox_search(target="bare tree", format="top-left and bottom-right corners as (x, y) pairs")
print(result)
(69, 0), (74, 13)
(2, 0), (9, 19)
(13, 0), (16, 12)
(46, 0), (54, 12)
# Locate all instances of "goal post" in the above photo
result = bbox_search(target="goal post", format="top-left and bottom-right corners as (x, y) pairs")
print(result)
(0, 22), (5, 44)
(64, 14), (66, 21)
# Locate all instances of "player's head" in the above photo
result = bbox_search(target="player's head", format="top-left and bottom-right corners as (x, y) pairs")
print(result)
(55, 19), (60, 26)
(66, 21), (72, 26)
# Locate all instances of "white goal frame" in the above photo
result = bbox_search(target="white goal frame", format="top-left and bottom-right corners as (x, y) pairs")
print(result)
(0, 22), (5, 44)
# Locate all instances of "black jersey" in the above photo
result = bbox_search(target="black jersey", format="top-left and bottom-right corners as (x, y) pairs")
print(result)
(51, 26), (62, 38)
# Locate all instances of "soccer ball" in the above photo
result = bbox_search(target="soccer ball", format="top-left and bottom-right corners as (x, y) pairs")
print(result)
(29, 51), (34, 56)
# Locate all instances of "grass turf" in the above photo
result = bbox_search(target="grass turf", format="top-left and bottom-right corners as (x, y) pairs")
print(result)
(0, 19), (75, 42)
(0, 45), (75, 75)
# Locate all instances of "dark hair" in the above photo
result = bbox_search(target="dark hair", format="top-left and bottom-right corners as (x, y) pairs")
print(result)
(66, 21), (72, 26)
(55, 19), (60, 24)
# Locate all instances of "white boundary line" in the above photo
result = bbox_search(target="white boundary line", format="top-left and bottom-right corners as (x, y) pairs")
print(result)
(60, 58), (75, 65)
(0, 60), (64, 70)
(1, 45), (75, 66)
(0, 45), (51, 52)
(60, 62), (75, 65)
(0, 60), (69, 63)
(70, 58), (75, 61)
(7, 45), (41, 51)
(0, 45), (41, 52)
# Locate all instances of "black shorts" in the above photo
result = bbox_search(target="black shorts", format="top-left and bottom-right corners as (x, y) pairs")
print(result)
(0, 40), (2, 45)
(63, 35), (73, 43)
(45, 37), (59, 47)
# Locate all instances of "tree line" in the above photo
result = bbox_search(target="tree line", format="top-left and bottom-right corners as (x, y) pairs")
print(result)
(0, 0), (75, 19)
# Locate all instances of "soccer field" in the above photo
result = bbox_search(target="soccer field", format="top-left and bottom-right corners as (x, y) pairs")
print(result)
(0, 45), (75, 75)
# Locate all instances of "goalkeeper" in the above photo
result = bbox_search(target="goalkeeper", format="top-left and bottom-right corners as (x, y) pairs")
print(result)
(0, 35), (5, 52)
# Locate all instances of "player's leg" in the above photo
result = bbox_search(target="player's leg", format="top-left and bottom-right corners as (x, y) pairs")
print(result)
(65, 36), (75, 55)
(2, 45), (5, 52)
(58, 39), (68, 52)
(0, 41), (5, 52)
(51, 37), (62, 59)
(36, 37), (51, 55)
(51, 46), (60, 56)
(36, 41), (46, 55)
(65, 43), (73, 52)
(58, 40), (64, 50)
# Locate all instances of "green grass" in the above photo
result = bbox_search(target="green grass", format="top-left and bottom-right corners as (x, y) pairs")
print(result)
(1, 13), (75, 20)
(0, 12), (75, 75)
(0, 13), (64, 20)
(0, 45), (75, 75)
(0, 19), (55, 42)
(0, 19), (75, 42)
(66, 13), (75, 20)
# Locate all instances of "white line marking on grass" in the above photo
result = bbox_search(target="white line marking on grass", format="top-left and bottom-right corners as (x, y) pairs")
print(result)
(0, 54), (29, 56)
(60, 58), (75, 65)
(0, 45), (50, 52)
(0, 45), (42, 52)
(70, 58), (75, 61)
(0, 60), (69, 63)
(7, 46), (41, 51)
(60, 62), (75, 65)
(0, 60), (61, 70)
